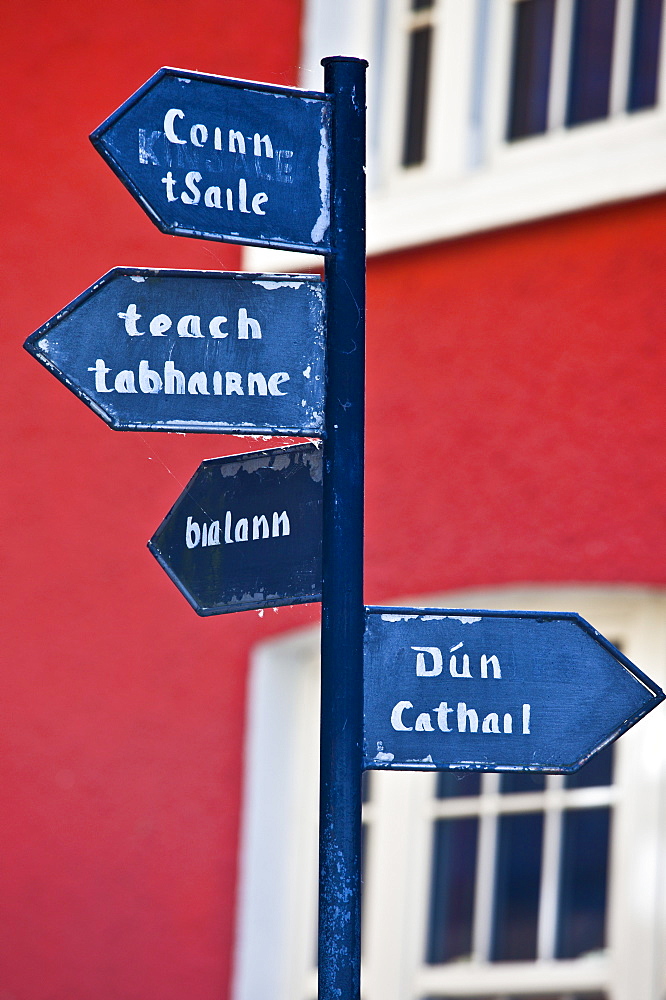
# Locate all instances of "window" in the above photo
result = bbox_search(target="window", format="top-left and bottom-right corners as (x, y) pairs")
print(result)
(233, 586), (666, 1000)
(243, 0), (666, 271)
(506, 0), (664, 140)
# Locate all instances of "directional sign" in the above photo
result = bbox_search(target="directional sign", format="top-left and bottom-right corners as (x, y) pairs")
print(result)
(148, 443), (323, 615)
(91, 67), (331, 253)
(363, 607), (664, 773)
(24, 268), (325, 435)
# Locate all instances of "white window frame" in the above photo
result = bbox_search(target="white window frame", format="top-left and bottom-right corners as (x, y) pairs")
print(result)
(244, 0), (666, 273)
(233, 585), (666, 1000)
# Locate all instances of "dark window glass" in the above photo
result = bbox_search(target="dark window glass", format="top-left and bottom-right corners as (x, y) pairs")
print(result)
(557, 807), (611, 958)
(403, 25), (433, 165)
(492, 812), (543, 961)
(567, 0), (617, 126)
(500, 771), (546, 793)
(426, 817), (478, 963)
(436, 771), (481, 798)
(628, 0), (664, 110)
(507, 0), (556, 139)
(412, 0), (435, 8)
(565, 743), (614, 789)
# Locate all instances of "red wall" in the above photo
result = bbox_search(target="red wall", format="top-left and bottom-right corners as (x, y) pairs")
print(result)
(365, 196), (666, 601)
(2, 2), (666, 999)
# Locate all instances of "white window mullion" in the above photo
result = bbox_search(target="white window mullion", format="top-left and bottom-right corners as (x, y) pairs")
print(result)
(472, 773), (499, 961)
(548, 0), (575, 130)
(610, 0), (638, 116)
(482, 0), (514, 161)
(537, 776), (565, 961)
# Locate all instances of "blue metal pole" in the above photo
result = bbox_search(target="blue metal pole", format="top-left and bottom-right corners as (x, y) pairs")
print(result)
(319, 56), (367, 1000)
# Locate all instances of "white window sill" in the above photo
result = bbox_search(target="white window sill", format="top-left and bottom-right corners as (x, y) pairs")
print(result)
(243, 109), (666, 272)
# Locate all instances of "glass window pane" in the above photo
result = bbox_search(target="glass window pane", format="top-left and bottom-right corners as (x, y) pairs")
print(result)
(628, 0), (664, 110)
(412, 0), (435, 8)
(507, 0), (556, 140)
(557, 807), (611, 958)
(491, 812), (543, 961)
(426, 817), (478, 963)
(500, 771), (546, 793)
(565, 742), (614, 788)
(436, 770), (481, 798)
(403, 25), (433, 165)
(567, 0), (617, 126)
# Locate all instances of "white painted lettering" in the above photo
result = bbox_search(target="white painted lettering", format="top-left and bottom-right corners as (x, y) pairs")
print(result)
(118, 303), (144, 336)
(164, 109), (186, 144)
(480, 654), (502, 679)
(204, 185), (222, 208)
(391, 701), (413, 731)
(235, 518), (249, 543)
(272, 511), (290, 537)
(268, 372), (289, 395)
(88, 359), (113, 392)
(481, 712), (500, 734)
(114, 370), (137, 392)
(413, 646), (443, 677)
(149, 314), (172, 336)
(523, 704), (531, 734)
(435, 702), (453, 732)
(186, 516), (200, 548)
(209, 316), (228, 338)
(450, 642), (472, 678)
(190, 123), (208, 147)
(177, 315), (203, 338)
(226, 372), (244, 395)
(181, 170), (202, 205)
(224, 510), (233, 544)
(164, 360), (185, 394)
(138, 360), (163, 393)
(162, 171), (177, 201)
(248, 372), (268, 395)
(187, 372), (209, 394)
(457, 703), (478, 733)
(237, 308), (262, 340)
(415, 712), (434, 731)
(228, 129), (245, 154)
(238, 178), (250, 213)
(252, 192), (268, 214)
(253, 133), (274, 158)
(252, 515), (269, 540)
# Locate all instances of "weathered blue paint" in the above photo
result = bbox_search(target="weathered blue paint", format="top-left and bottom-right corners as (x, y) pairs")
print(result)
(148, 444), (323, 615)
(90, 68), (331, 253)
(318, 58), (367, 1000)
(23, 268), (326, 436)
(363, 607), (665, 772)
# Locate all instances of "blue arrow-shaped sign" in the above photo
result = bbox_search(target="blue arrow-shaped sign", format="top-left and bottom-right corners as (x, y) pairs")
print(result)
(148, 443), (323, 615)
(24, 268), (325, 435)
(91, 67), (331, 253)
(364, 607), (664, 773)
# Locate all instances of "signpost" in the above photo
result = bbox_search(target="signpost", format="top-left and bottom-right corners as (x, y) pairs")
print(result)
(90, 67), (331, 253)
(148, 443), (323, 615)
(25, 56), (665, 1000)
(364, 607), (664, 773)
(24, 268), (325, 435)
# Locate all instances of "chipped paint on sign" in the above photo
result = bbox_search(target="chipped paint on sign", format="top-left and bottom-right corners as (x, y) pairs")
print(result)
(91, 67), (332, 253)
(364, 606), (664, 773)
(148, 443), (323, 615)
(24, 268), (326, 436)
